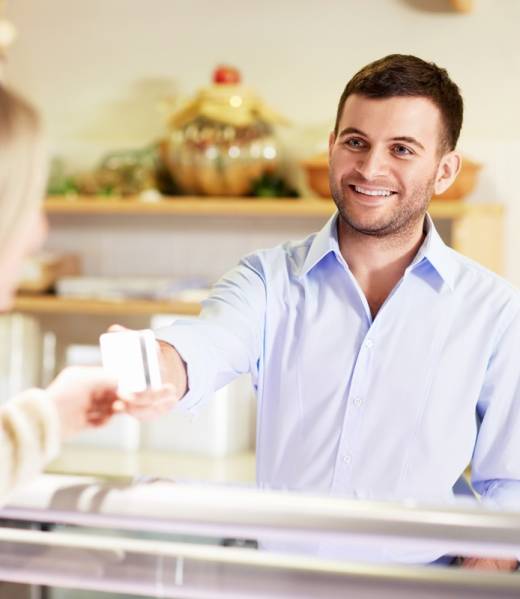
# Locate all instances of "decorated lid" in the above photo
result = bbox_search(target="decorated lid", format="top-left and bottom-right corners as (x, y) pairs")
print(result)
(168, 65), (288, 129)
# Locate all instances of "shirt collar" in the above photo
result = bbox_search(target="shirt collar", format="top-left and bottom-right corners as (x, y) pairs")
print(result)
(300, 212), (341, 277)
(300, 211), (458, 291)
(410, 214), (457, 291)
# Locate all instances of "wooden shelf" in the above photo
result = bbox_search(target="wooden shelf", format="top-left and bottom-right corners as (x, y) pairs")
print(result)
(45, 196), (502, 219)
(22, 196), (502, 317)
(13, 295), (201, 316)
(45, 196), (329, 217)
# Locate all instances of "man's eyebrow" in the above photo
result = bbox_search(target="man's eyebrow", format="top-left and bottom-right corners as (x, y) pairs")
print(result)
(338, 127), (366, 138)
(391, 136), (425, 151)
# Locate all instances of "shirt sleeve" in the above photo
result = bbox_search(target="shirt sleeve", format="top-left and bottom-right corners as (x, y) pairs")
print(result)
(155, 254), (267, 411)
(471, 303), (520, 509)
(0, 389), (61, 503)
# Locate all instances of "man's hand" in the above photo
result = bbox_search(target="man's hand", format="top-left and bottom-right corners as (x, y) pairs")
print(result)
(107, 325), (188, 420)
(46, 366), (120, 439)
(460, 557), (518, 571)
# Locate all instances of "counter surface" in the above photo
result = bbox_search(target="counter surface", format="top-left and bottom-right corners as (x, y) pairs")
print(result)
(46, 445), (256, 484)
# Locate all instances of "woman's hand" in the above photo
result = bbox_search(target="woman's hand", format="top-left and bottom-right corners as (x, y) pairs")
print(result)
(46, 366), (120, 439)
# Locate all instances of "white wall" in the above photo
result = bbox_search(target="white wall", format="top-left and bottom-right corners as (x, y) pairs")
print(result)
(5, 0), (520, 285)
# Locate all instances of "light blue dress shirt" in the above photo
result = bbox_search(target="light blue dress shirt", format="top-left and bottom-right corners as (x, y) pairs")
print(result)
(156, 212), (520, 562)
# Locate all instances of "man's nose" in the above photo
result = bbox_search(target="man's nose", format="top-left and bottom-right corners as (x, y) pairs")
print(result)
(355, 147), (389, 181)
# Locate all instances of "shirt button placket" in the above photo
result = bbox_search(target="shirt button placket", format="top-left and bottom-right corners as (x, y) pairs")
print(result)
(341, 337), (374, 488)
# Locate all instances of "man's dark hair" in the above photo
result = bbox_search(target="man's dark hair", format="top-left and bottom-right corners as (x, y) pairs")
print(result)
(334, 54), (463, 152)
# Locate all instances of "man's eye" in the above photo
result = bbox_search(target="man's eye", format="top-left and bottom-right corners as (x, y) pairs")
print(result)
(393, 144), (413, 156)
(345, 138), (366, 149)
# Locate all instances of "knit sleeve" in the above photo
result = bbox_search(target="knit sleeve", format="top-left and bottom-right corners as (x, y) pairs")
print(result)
(0, 389), (61, 502)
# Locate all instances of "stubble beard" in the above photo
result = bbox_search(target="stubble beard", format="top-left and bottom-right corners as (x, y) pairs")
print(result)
(330, 175), (436, 243)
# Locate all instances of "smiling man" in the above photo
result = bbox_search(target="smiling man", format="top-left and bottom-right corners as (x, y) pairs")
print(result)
(122, 55), (520, 569)
(328, 58), (462, 321)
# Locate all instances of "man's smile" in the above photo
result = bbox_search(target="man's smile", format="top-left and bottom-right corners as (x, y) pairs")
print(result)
(345, 184), (398, 207)
(349, 184), (397, 197)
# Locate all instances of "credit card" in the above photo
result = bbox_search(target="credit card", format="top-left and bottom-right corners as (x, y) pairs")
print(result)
(100, 329), (162, 394)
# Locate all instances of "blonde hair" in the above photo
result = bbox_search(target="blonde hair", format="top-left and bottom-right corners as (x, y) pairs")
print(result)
(0, 85), (46, 255)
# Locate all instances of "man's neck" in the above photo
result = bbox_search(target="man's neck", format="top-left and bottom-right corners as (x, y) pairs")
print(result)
(337, 216), (426, 318)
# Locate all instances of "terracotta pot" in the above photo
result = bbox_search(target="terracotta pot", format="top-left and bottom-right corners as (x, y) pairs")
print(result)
(433, 159), (482, 200)
(301, 155), (331, 198)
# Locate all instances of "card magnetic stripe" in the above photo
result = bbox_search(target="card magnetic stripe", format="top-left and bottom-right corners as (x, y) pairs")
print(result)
(139, 333), (152, 389)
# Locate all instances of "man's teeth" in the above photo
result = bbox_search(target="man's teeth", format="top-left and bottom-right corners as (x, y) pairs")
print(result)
(354, 185), (393, 197)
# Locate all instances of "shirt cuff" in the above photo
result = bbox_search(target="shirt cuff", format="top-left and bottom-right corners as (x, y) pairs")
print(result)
(479, 480), (520, 511)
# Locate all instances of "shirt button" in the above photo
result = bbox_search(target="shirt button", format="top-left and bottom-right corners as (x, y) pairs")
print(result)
(353, 396), (362, 407)
(342, 454), (352, 465)
(365, 339), (374, 349)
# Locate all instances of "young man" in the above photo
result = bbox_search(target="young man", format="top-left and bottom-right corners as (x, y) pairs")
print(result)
(122, 55), (520, 569)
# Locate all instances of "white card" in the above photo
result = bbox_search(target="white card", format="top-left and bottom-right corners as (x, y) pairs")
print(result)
(99, 329), (162, 394)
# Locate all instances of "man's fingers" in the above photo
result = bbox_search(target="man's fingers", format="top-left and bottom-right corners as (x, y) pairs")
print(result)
(107, 323), (128, 333)
(461, 557), (517, 571)
(107, 383), (179, 420)
(118, 396), (177, 411)
(122, 404), (170, 420)
(116, 394), (178, 419)
(118, 384), (177, 405)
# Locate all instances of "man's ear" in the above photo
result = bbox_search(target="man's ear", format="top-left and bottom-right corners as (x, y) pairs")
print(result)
(328, 131), (336, 160)
(434, 151), (462, 196)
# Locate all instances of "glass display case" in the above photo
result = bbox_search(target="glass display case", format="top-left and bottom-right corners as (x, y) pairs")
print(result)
(0, 474), (519, 598)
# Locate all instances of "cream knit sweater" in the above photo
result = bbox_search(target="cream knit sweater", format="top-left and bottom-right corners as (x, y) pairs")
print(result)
(0, 389), (61, 501)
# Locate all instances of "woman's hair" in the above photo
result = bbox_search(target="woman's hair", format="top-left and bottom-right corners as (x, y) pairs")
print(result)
(0, 85), (46, 255)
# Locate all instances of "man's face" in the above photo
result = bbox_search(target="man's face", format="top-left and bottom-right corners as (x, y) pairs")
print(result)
(329, 94), (447, 239)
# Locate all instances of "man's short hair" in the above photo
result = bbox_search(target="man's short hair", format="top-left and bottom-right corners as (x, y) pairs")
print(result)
(334, 54), (463, 153)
